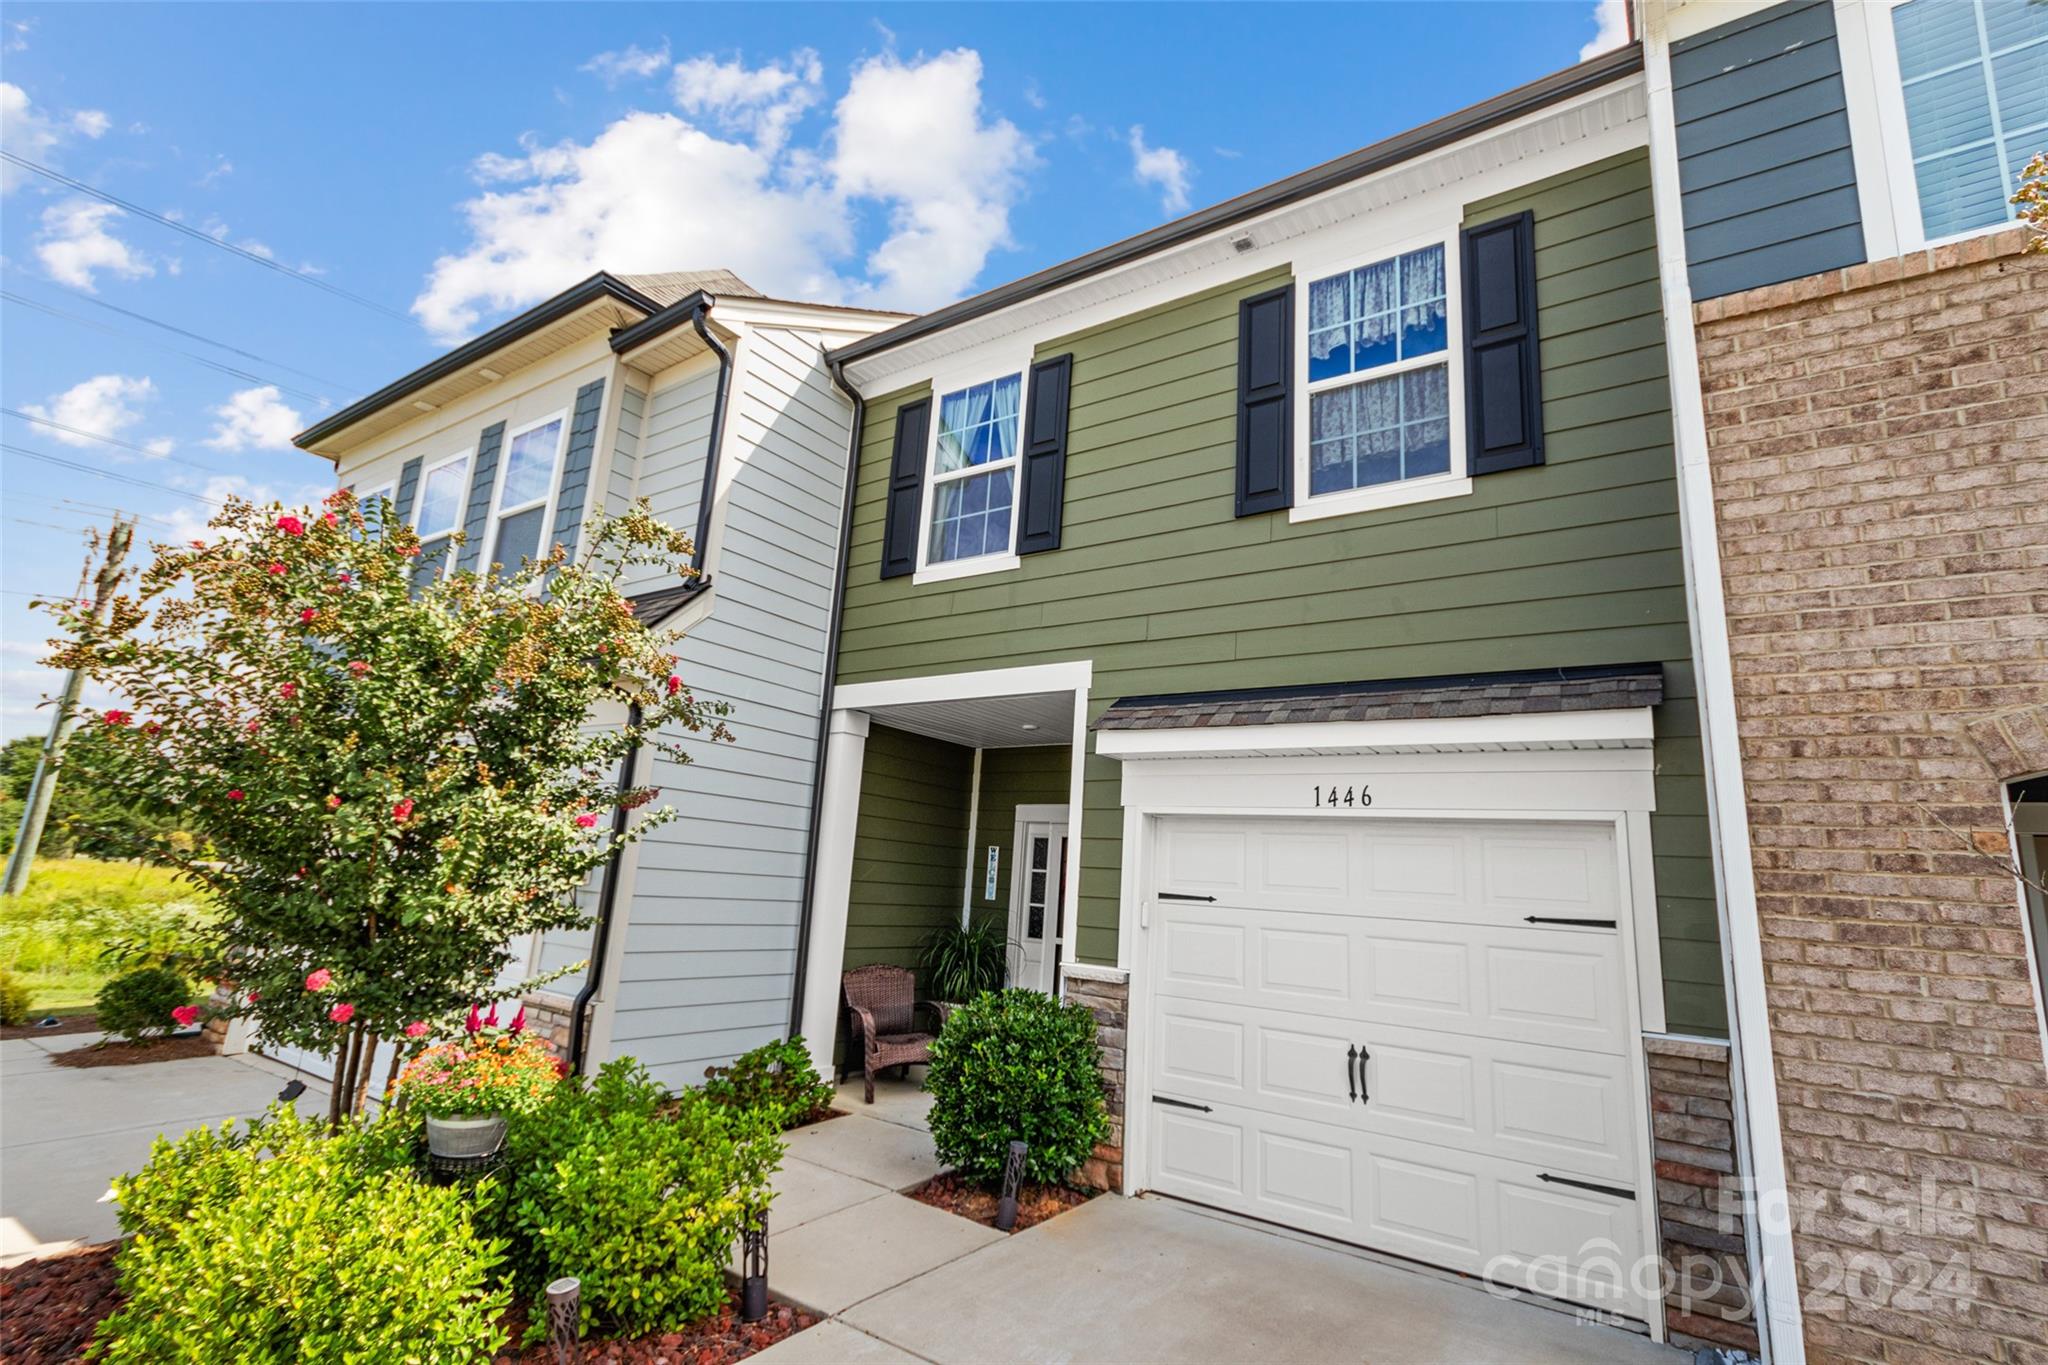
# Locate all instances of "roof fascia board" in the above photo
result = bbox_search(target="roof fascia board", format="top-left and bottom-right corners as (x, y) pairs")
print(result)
(295, 272), (664, 453)
(830, 45), (1642, 374)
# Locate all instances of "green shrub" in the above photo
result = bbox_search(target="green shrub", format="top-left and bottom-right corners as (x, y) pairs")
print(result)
(926, 988), (1109, 1185)
(0, 968), (31, 1027)
(505, 1059), (780, 1341)
(702, 1036), (834, 1129)
(94, 965), (190, 1042)
(95, 1106), (507, 1364)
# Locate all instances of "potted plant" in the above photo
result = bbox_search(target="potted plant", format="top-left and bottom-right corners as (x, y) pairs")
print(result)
(917, 914), (1010, 1013)
(395, 1005), (562, 1157)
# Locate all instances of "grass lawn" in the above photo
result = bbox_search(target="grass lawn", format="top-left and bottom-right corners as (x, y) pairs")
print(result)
(0, 858), (212, 1014)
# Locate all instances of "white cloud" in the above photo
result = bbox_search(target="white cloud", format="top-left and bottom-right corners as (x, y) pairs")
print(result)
(20, 374), (163, 453)
(672, 49), (821, 154)
(35, 198), (154, 290)
(413, 46), (1032, 341)
(4, 19), (31, 53)
(198, 156), (233, 188)
(1, 82), (58, 192)
(583, 40), (670, 86)
(71, 108), (110, 138)
(203, 385), (306, 452)
(1580, 0), (1631, 61)
(1127, 125), (1192, 214)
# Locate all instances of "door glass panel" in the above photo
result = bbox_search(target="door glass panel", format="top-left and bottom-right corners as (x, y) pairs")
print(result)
(1026, 836), (1048, 939)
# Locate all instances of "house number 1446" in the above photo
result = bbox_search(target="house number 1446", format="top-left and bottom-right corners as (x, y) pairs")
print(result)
(1312, 785), (1372, 808)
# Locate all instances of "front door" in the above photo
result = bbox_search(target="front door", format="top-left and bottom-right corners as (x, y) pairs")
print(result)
(1007, 814), (1068, 994)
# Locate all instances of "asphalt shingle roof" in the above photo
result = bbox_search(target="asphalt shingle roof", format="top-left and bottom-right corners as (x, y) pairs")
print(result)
(1094, 665), (1664, 731)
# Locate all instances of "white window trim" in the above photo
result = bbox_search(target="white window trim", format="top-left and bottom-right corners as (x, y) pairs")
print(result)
(407, 450), (470, 580)
(1863, 0), (2042, 255)
(356, 480), (395, 508)
(485, 410), (568, 572)
(911, 354), (1031, 586)
(1288, 224), (1471, 525)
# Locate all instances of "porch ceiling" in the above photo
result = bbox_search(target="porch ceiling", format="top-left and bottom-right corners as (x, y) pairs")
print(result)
(861, 692), (1072, 750)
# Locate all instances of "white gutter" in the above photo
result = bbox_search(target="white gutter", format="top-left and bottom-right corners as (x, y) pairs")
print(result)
(1639, 5), (1807, 1360)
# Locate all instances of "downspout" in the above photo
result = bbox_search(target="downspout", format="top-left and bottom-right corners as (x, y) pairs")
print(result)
(569, 302), (736, 1073)
(688, 299), (734, 578)
(788, 355), (864, 1036)
(569, 701), (641, 1073)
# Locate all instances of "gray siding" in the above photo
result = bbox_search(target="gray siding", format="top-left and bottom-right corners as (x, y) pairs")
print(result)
(1672, 0), (1865, 299)
(606, 324), (854, 1088)
(455, 421), (505, 574)
(549, 377), (607, 559)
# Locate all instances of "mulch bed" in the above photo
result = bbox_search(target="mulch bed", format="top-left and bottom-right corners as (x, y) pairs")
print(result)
(905, 1171), (1094, 1233)
(493, 1292), (816, 1364)
(0, 1240), (121, 1365)
(788, 1105), (845, 1128)
(0, 1015), (100, 1042)
(50, 1035), (214, 1069)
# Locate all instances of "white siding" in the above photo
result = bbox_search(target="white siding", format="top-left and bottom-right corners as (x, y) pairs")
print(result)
(603, 324), (854, 1089)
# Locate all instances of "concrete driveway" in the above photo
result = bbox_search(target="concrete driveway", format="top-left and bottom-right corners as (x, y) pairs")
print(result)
(0, 1030), (320, 1264)
(753, 1077), (1686, 1365)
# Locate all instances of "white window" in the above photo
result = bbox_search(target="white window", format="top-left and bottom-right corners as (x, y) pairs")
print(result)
(488, 413), (565, 572)
(411, 453), (469, 579)
(919, 371), (1023, 579)
(354, 481), (394, 535)
(1296, 231), (1465, 520)
(1888, 0), (2047, 242)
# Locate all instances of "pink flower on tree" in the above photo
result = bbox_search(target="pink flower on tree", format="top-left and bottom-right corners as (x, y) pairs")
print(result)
(337, 572), (351, 583)
(329, 1002), (355, 1024)
(227, 789), (245, 801)
(170, 1005), (201, 1028)
(305, 968), (333, 992)
(666, 675), (682, 696)
(266, 562), (287, 576)
(276, 515), (306, 537)
(404, 1021), (430, 1039)
(300, 607), (319, 623)
(392, 797), (415, 823)
(280, 682), (297, 699)
(348, 661), (369, 677)
(326, 794), (342, 809)
(322, 511), (340, 527)
(574, 812), (598, 829)
(103, 710), (130, 727)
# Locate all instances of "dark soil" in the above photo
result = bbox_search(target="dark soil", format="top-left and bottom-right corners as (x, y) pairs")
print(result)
(905, 1171), (1094, 1233)
(493, 1291), (816, 1364)
(0, 1240), (120, 1364)
(788, 1105), (845, 1128)
(0, 1014), (100, 1042)
(50, 1035), (215, 1068)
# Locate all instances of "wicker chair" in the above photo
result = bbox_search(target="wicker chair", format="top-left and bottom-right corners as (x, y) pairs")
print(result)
(840, 964), (939, 1104)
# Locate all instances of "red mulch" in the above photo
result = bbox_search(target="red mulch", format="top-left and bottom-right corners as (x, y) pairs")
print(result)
(0, 1241), (121, 1365)
(905, 1171), (1093, 1233)
(50, 1035), (214, 1069)
(493, 1292), (816, 1364)
(0, 1015), (100, 1042)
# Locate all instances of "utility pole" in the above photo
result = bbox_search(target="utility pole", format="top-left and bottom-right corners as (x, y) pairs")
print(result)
(3, 518), (134, 895)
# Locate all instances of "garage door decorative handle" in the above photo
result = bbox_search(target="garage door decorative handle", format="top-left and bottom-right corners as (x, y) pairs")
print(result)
(1158, 892), (1217, 902)
(1345, 1045), (1357, 1102)
(1151, 1094), (1212, 1113)
(1522, 916), (1618, 928)
(1355, 1046), (1370, 1106)
(1536, 1173), (1635, 1200)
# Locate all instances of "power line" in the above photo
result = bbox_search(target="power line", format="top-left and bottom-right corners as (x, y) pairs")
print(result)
(0, 150), (413, 323)
(0, 444), (223, 505)
(1, 290), (332, 406)
(1, 408), (269, 486)
(14, 287), (361, 392)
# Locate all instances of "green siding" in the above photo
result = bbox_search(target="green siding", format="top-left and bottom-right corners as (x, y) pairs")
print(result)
(843, 722), (972, 974)
(969, 746), (1072, 924)
(837, 150), (1728, 1037)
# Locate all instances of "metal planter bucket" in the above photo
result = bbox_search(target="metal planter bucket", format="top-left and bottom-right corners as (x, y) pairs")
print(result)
(425, 1113), (507, 1158)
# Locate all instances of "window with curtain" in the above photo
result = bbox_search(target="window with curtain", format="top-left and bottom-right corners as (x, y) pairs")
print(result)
(1305, 242), (1452, 497)
(411, 456), (468, 581)
(1892, 0), (2047, 241)
(926, 373), (1021, 564)
(490, 416), (564, 571)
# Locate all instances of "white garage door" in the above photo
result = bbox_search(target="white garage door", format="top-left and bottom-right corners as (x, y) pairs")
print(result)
(1141, 816), (1654, 1321)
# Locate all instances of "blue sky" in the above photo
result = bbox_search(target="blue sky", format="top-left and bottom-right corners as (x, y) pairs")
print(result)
(0, 0), (1623, 737)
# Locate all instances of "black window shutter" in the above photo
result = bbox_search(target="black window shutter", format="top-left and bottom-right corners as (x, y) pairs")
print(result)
(1016, 353), (1073, 555)
(1461, 211), (1544, 476)
(879, 397), (931, 580)
(1235, 286), (1293, 517)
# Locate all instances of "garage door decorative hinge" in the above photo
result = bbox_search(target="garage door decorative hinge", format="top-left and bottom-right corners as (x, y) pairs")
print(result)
(1151, 1094), (1213, 1113)
(1522, 916), (1617, 928)
(1536, 1173), (1635, 1200)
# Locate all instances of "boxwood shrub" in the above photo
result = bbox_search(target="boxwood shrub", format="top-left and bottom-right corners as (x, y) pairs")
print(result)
(94, 965), (190, 1043)
(926, 988), (1109, 1185)
(95, 1106), (507, 1363)
(701, 1036), (834, 1130)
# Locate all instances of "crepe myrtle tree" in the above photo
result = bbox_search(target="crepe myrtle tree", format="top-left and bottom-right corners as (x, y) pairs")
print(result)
(43, 490), (730, 1120)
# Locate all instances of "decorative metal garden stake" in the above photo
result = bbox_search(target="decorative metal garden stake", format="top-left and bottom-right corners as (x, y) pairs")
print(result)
(995, 1140), (1028, 1232)
(546, 1277), (580, 1365)
(740, 1208), (769, 1323)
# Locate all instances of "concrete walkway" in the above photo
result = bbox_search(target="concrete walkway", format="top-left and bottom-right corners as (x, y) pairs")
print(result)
(752, 1075), (1686, 1365)
(0, 1030), (320, 1265)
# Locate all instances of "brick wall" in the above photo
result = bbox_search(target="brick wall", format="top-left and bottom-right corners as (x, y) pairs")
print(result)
(1647, 1036), (1759, 1355)
(1063, 967), (1127, 1192)
(1694, 226), (2048, 1365)
(520, 990), (584, 1064)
